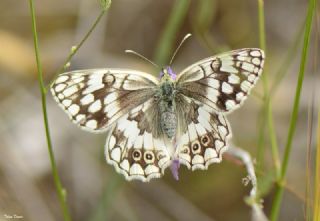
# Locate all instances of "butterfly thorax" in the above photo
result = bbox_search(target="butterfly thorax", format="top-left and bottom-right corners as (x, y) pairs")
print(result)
(157, 69), (177, 140)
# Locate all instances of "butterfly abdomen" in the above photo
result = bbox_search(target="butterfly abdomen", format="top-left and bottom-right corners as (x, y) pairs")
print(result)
(160, 111), (176, 139)
(158, 81), (177, 139)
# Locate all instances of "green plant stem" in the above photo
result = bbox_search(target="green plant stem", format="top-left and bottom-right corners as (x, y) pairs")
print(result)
(314, 109), (320, 221)
(257, 0), (281, 177)
(270, 0), (317, 220)
(306, 15), (317, 221)
(305, 88), (314, 221)
(258, 0), (266, 51)
(154, 0), (191, 66)
(256, 112), (267, 171)
(28, 1), (72, 221)
(47, 10), (106, 89)
(257, 17), (304, 193)
(313, 12), (320, 221)
(256, 0), (267, 170)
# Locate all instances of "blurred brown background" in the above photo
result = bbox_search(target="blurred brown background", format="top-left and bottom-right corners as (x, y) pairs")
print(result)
(0, 0), (318, 221)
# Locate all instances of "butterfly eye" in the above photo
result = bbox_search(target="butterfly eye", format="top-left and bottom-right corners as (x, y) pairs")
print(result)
(191, 141), (201, 154)
(132, 149), (142, 161)
(144, 151), (155, 164)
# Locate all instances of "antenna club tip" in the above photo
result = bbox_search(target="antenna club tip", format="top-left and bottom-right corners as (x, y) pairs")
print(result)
(169, 33), (192, 65)
(125, 49), (159, 68)
(182, 33), (192, 40)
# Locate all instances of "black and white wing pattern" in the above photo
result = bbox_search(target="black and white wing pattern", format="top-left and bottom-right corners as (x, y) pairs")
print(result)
(51, 69), (158, 133)
(105, 100), (172, 181)
(174, 95), (231, 170)
(51, 48), (265, 181)
(51, 69), (172, 181)
(176, 48), (265, 113)
(174, 48), (264, 169)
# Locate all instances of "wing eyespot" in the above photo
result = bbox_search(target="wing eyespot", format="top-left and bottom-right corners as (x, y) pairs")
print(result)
(181, 145), (190, 154)
(191, 141), (201, 154)
(200, 134), (211, 147)
(144, 151), (155, 164)
(132, 149), (142, 161)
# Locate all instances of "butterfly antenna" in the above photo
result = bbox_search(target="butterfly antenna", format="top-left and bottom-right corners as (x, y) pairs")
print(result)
(169, 33), (192, 65)
(125, 50), (159, 68)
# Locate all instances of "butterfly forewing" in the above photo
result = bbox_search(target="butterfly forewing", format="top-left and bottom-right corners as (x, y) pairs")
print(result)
(51, 69), (158, 133)
(176, 48), (265, 113)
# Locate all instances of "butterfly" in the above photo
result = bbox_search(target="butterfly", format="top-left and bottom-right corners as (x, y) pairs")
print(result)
(51, 45), (264, 182)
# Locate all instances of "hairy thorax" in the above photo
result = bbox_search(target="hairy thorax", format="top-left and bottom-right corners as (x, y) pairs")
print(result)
(157, 80), (177, 139)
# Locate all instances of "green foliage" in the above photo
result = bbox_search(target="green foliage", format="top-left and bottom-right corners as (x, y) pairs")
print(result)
(194, 0), (216, 32)
(154, 0), (191, 67)
(270, 0), (317, 219)
(100, 0), (112, 11)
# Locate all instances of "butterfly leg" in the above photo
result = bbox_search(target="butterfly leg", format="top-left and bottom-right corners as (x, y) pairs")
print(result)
(224, 144), (268, 221)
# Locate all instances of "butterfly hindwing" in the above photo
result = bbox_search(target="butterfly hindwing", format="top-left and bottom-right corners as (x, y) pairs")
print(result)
(51, 69), (158, 133)
(176, 48), (265, 113)
(105, 101), (171, 181)
(175, 102), (231, 170)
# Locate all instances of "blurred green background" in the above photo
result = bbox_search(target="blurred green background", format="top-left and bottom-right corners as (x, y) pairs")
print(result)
(0, 0), (318, 221)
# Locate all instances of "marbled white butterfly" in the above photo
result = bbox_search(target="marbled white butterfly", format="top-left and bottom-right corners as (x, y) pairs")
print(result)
(51, 37), (264, 182)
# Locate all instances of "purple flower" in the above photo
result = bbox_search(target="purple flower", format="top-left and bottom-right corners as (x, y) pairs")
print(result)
(167, 67), (177, 80)
(159, 71), (164, 79)
(170, 159), (180, 180)
(159, 67), (177, 80)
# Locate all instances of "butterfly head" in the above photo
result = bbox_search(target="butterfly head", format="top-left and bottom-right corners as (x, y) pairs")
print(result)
(159, 67), (176, 81)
